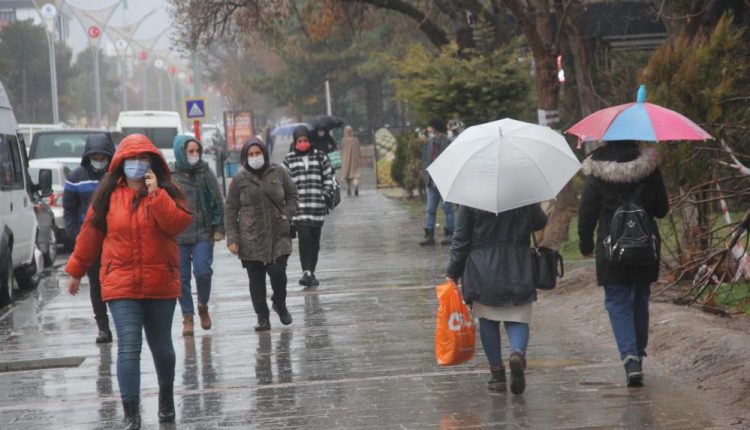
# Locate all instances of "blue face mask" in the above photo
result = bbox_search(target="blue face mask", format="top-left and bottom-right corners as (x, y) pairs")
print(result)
(123, 159), (150, 179)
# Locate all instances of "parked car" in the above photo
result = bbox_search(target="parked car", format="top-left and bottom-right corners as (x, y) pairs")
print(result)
(17, 123), (67, 150)
(0, 80), (52, 306)
(116, 110), (183, 165)
(28, 160), (71, 252)
(28, 129), (123, 170)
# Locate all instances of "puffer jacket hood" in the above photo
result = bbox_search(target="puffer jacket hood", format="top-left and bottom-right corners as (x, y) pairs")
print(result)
(110, 133), (171, 177)
(582, 147), (660, 184)
(81, 133), (115, 167)
(172, 134), (202, 170)
(241, 137), (269, 170)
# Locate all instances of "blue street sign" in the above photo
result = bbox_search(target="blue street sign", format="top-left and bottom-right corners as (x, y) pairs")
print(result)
(185, 98), (206, 119)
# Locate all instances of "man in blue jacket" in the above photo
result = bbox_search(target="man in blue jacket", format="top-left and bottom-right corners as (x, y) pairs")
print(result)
(63, 133), (115, 343)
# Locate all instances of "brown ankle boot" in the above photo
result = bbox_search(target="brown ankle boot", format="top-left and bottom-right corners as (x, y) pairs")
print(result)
(182, 315), (194, 337)
(197, 304), (212, 330)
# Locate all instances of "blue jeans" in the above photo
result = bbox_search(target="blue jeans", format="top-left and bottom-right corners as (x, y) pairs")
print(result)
(479, 318), (530, 368)
(604, 284), (651, 360)
(425, 183), (454, 231)
(108, 299), (176, 401)
(178, 241), (214, 315)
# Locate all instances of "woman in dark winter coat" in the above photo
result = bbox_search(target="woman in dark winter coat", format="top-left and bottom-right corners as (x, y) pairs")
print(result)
(172, 135), (225, 337)
(578, 141), (669, 387)
(447, 204), (547, 395)
(63, 133), (116, 344)
(225, 138), (299, 332)
(283, 126), (334, 288)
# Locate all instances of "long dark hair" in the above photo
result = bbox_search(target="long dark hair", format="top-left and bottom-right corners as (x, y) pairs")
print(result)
(90, 153), (189, 232)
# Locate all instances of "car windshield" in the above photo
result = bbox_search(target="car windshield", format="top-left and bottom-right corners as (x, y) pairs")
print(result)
(31, 133), (99, 159)
(121, 127), (178, 149)
(28, 166), (68, 186)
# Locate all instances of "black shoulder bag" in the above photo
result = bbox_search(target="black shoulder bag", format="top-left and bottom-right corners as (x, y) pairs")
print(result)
(528, 211), (564, 290)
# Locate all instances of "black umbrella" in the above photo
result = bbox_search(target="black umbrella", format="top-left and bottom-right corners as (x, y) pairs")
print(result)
(310, 115), (344, 131)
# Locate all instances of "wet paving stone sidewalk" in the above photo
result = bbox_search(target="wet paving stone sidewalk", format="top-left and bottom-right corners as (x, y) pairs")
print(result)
(0, 163), (725, 429)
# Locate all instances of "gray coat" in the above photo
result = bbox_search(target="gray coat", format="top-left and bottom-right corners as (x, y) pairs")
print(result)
(224, 164), (298, 264)
(447, 204), (547, 307)
(173, 168), (224, 245)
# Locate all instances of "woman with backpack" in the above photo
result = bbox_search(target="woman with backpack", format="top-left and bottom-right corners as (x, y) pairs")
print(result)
(65, 134), (192, 428)
(225, 137), (298, 332)
(578, 141), (669, 387)
(283, 126), (334, 288)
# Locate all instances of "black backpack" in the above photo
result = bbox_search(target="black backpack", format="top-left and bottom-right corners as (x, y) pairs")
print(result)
(603, 183), (659, 266)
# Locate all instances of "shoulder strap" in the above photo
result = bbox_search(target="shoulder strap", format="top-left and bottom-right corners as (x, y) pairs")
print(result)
(258, 181), (285, 215)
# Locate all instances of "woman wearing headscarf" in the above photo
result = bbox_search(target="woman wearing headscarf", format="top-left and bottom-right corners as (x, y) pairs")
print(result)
(65, 134), (192, 428)
(283, 126), (334, 288)
(339, 125), (361, 196)
(225, 138), (298, 332)
(172, 135), (225, 337)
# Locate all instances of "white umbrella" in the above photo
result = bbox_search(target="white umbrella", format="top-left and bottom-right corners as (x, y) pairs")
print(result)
(426, 118), (581, 214)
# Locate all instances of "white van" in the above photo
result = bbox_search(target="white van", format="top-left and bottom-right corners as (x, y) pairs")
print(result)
(116, 111), (183, 165)
(0, 80), (51, 306)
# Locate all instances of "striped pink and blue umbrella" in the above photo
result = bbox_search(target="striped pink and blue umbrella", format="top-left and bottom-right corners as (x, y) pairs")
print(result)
(567, 85), (713, 143)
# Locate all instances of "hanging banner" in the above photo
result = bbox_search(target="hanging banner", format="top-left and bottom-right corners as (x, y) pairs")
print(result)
(223, 111), (254, 152)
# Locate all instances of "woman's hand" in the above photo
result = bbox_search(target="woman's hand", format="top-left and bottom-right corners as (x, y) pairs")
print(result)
(145, 169), (159, 193)
(446, 276), (457, 284)
(68, 277), (81, 295)
(213, 232), (225, 242)
(228, 243), (239, 255)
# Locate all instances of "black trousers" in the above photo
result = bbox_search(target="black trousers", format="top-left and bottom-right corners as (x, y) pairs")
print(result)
(244, 255), (289, 318)
(296, 224), (322, 272)
(87, 258), (108, 321)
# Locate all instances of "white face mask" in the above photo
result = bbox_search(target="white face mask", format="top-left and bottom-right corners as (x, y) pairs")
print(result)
(187, 155), (200, 166)
(90, 159), (108, 171)
(428, 132), (435, 138)
(317, 130), (325, 137)
(247, 155), (265, 170)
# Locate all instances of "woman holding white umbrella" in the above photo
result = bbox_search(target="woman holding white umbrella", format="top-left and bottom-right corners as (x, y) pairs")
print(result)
(432, 118), (581, 395)
(447, 204), (547, 395)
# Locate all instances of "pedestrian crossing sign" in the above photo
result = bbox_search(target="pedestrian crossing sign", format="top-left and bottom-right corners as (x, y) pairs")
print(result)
(185, 98), (206, 119)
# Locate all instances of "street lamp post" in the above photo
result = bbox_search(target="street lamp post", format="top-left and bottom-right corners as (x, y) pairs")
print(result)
(36, 2), (60, 124)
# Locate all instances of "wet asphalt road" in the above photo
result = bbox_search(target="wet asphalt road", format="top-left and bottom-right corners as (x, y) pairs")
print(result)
(0, 146), (725, 429)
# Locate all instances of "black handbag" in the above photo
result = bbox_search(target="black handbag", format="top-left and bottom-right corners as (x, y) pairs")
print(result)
(530, 225), (564, 291)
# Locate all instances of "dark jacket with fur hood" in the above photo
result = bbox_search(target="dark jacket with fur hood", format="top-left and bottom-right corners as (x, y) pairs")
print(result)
(578, 143), (669, 286)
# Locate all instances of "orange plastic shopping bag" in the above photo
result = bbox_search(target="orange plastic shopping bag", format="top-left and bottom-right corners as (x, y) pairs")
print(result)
(435, 280), (475, 366)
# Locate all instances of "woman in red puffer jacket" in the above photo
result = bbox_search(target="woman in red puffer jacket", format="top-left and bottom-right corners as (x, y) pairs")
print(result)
(65, 134), (191, 429)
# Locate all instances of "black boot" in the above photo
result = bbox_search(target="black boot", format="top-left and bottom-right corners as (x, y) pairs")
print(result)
(158, 386), (175, 422)
(299, 271), (313, 288)
(419, 229), (435, 246)
(440, 228), (454, 246)
(255, 315), (271, 332)
(509, 350), (527, 395)
(95, 317), (113, 344)
(121, 399), (141, 429)
(624, 355), (643, 387)
(310, 273), (320, 287)
(354, 186), (359, 196)
(273, 302), (293, 325)
(487, 365), (506, 391)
